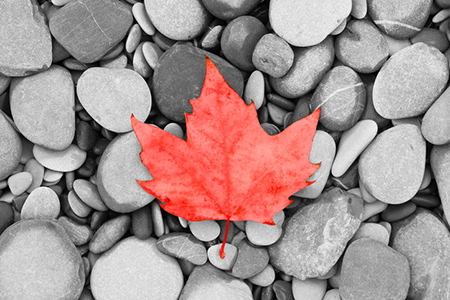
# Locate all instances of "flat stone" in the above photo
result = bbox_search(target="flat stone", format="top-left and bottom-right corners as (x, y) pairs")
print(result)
(131, 205), (153, 239)
(368, 0), (433, 39)
(246, 210), (284, 246)
(179, 263), (252, 300)
(0, 0), (52, 76)
(77, 68), (152, 133)
(33, 144), (87, 172)
(340, 238), (410, 300)
(0, 220), (84, 300)
(411, 27), (450, 52)
(96, 132), (155, 213)
(23, 159), (44, 193)
(58, 216), (93, 246)
(201, 0), (260, 20)
(349, 222), (390, 245)
(72, 179), (108, 212)
(373, 43), (449, 119)
(157, 232), (207, 265)
(269, 36), (334, 99)
(310, 66), (366, 131)
(49, 0), (132, 63)
(381, 201), (417, 222)
(0, 113), (21, 181)
(292, 278), (327, 300)
(269, 0), (351, 47)
(249, 264), (276, 287)
(145, 0), (211, 40)
(335, 19), (389, 73)
(89, 215), (131, 254)
(207, 243), (238, 271)
(232, 238), (269, 279)
(359, 124), (426, 204)
(7, 172), (32, 196)
(422, 85), (450, 145)
(152, 44), (243, 122)
(430, 144), (450, 221)
(391, 209), (450, 300)
(269, 187), (364, 280)
(21, 187), (60, 220)
(189, 220), (220, 242)
(10, 65), (75, 150)
(68, 190), (92, 218)
(91, 236), (183, 300)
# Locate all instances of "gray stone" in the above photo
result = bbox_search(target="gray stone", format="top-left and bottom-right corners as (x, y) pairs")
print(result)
(0, 113), (21, 181)
(340, 238), (410, 300)
(269, 187), (364, 280)
(157, 232), (207, 265)
(231, 238), (269, 279)
(422, 86), (450, 145)
(359, 124), (426, 204)
(179, 263), (253, 300)
(373, 43), (449, 119)
(0, 0), (52, 77)
(391, 209), (450, 300)
(430, 144), (450, 222)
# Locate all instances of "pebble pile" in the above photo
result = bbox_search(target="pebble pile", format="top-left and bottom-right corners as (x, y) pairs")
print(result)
(0, 0), (450, 299)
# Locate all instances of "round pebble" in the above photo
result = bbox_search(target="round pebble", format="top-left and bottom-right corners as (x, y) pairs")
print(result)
(245, 210), (284, 246)
(33, 144), (87, 172)
(201, 0), (261, 20)
(249, 264), (276, 287)
(58, 216), (93, 246)
(189, 219), (220, 242)
(410, 27), (450, 52)
(349, 222), (390, 245)
(207, 243), (238, 270)
(0, 113), (21, 181)
(292, 278), (327, 300)
(68, 190), (92, 218)
(132, 2), (156, 36)
(21, 187), (60, 220)
(89, 214), (131, 254)
(7, 172), (32, 196)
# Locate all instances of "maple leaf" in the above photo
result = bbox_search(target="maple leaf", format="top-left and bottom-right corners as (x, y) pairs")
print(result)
(132, 57), (320, 258)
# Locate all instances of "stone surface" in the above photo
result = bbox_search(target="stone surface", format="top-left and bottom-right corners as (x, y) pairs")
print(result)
(349, 222), (390, 245)
(157, 232), (207, 265)
(179, 263), (253, 300)
(340, 238), (410, 300)
(0, 220), (84, 300)
(145, 0), (211, 40)
(310, 66), (366, 131)
(91, 237), (183, 300)
(292, 278), (327, 300)
(49, 0), (133, 63)
(411, 27), (450, 52)
(89, 214), (131, 254)
(391, 209), (450, 300)
(368, 0), (433, 39)
(244, 70), (265, 110)
(430, 144), (450, 220)
(422, 85), (450, 145)
(201, 0), (260, 20)
(359, 124), (426, 204)
(249, 264), (276, 287)
(10, 65), (75, 150)
(373, 43), (449, 119)
(152, 44), (243, 123)
(381, 201), (417, 222)
(0, 0), (52, 76)
(77, 68), (152, 133)
(72, 179), (108, 212)
(335, 19), (389, 73)
(33, 144), (87, 172)
(269, 188), (364, 280)
(232, 238), (269, 279)
(269, 0), (352, 47)
(270, 36), (334, 99)
(189, 220), (220, 242)
(58, 216), (93, 246)
(0, 113), (21, 181)
(21, 187), (61, 220)
(246, 210), (284, 246)
(96, 132), (155, 213)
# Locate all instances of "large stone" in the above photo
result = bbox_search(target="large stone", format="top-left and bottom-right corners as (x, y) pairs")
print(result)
(152, 44), (243, 123)
(373, 43), (449, 119)
(430, 144), (450, 221)
(269, 188), (364, 280)
(391, 209), (450, 300)
(10, 65), (75, 150)
(359, 124), (426, 204)
(49, 0), (132, 63)
(0, 220), (84, 300)
(179, 263), (253, 300)
(0, 113), (21, 181)
(269, 0), (352, 47)
(0, 0), (52, 77)
(422, 85), (450, 145)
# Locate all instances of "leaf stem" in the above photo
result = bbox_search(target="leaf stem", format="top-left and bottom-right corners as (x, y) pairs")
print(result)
(219, 218), (230, 259)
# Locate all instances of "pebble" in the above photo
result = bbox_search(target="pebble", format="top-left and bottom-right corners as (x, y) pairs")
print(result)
(332, 120), (378, 177)
(58, 216), (94, 246)
(33, 144), (87, 173)
(21, 187), (60, 220)
(77, 67), (152, 133)
(132, 2), (156, 36)
(267, 102), (288, 126)
(252, 33), (294, 78)
(43, 169), (63, 183)
(323, 289), (341, 300)
(349, 222), (390, 245)
(410, 27), (450, 52)
(269, 0), (351, 47)
(99, 54), (128, 69)
(164, 122), (184, 139)
(0, 220), (84, 299)
(294, 131), (336, 199)
(340, 238), (410, 300)
(0, 202), (14, 235)
(245, 210), (284, 246)
(221, 16), (267, 71)
(422, 85), (450, 145)
(142, 41), (164, 70)
(381, 201), (417, 222)
(411, 192), (441, 208)
(0, 75), (11, 95)
(133, 42), (153, 78)
(292, 278), (327, 300)
(272, 280), (294, 300)
(198, 20), (224, 50)
(91, 236), (183, 300)
(335, 19), (389, 73)
(382, 33), (412, 55)
(373, 43), (449, 119)
(125, 24), (142, 53)
(23, 159), (45, 193)
(359, 124), (426, 204)
(189, 220), (220, 242)
(232, 238), (269, 279)
(151, 200), (165, 237)
(207, 243), (238, 270)
(269, 188), (364, 280)
(72, 179), (108, 211)
(249, 264), (276, 287)
(157, 232), (207, 265)
(89, 214), (131, 254)
(244, 70), (265, 110)
(179, 263), (252, 300)
(310, 66), (366, 131)
(145, 0), (211, 40)
(270, 36), (334, 99)
(351, 0), (367, 19)
(0, 0), (52, 76)
(430, 144), (450, 219)
(76, 121), (99, 152)
(7, 172), (32, 196)
(10, 65), (75, 150)
(0, 113), (21, 181)
(96, 132), (155, 213)
(362, 200), (388, 221)
(152, 44), (243, 122)
(131, 205), (153, 239)
(267, 94), (296, 111)
(68, 190), (92, 218)
(201, 0), (260, 20)
(367, 0), (433, 39)
(49, 0), (133, 63)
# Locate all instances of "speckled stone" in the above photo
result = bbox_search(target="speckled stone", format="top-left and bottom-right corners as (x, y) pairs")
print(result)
(422, 86), (450, 145)
(359, 124), (426, 204)
(0, 113), (21, 181)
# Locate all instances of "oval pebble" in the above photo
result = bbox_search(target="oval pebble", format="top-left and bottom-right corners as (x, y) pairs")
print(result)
(422, 85), (450, 145)
(43, 169), (63, 183)
(201, 0), (260, 20)
(72, 179), (108, 212)
(21, 187), (60, 220)
(157, 232), (207, 265)
(142, 41), (163, 70)
(164, 123), (184, 139)
(232, 238), (269, 279)
(132, 2), (156, 36)
(133, 42), (153, 78)
(362, 200), (388, 221)
(249, 264), (276, 287)
(58, 216), (94, 246)
(125, 24), (142, 53)
(382, 33), (412, 55)
(189, 219), (220, 242)
(381, 201), (417, 222)
(207, 243), (238, 270)
(292, 278), (327, 300)
(244, 70), (265, 110)
(349, 222), (390, 245)
(33, 144), (87, 172)
(410, 27), (450, 52)
(0, 113), (21, 181)
(7, 172), (32, 196)
(68, 190), (92, 218)
(246, 210), (284, 246)
(91, 236), (183, 300)
(89, 214), (131, 254)
(151, 200), (165, 238)
(23, 159), (44, 193)
(351, 0), (367, 18)
(131, 205), (153, 239)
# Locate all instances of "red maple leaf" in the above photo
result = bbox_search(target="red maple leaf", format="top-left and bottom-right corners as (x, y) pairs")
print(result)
(132, 57), (320, 258)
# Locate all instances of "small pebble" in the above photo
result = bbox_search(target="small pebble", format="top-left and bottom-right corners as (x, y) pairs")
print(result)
(244, 70), (265, 110)
(21, 187), (60, 220)
(249, 264), (276, 287)
(410, 27), (450, 52)
(131, 205), (153, 239)
(33, 144), (87, 172)
(349, 222), (390, 245)
(157, 232), (207, 265)
(381, 201), (417, 222)
(292, 277), (327, 300)
(201, 0), (260, 20)
(7, 172), (32, 196)
(89, 214), (131, 254)
(58, 215), (94, 246)
(22, 161), (46, 195)
(231, 238), (270, 279)
(151, 200), (165, 237)
(189, 219), (220, 242)
(422, 85), (450, 145)
(68, 190), (92, 218)
(132, 2), (156, 36)
(245, 210), (284, 246)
